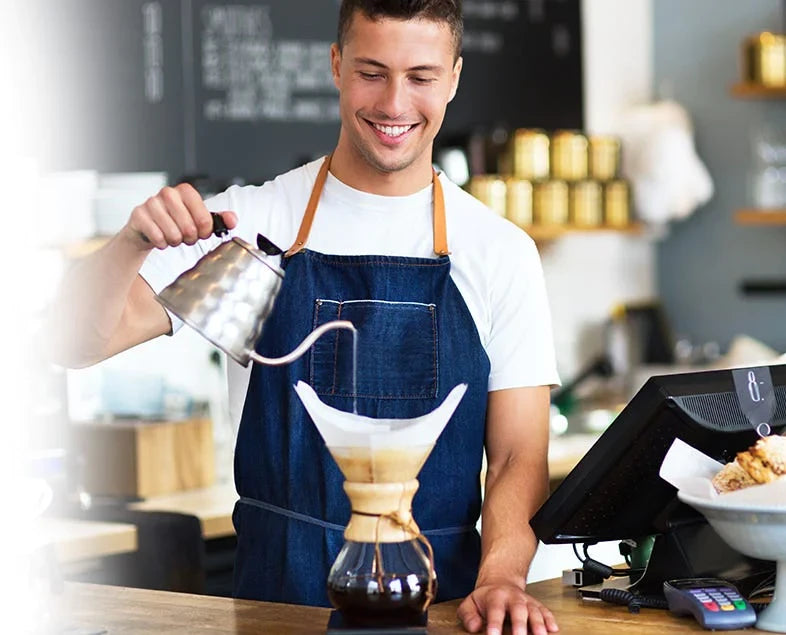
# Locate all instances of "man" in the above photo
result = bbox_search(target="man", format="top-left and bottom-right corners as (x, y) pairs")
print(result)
(57, 2), (560, 634)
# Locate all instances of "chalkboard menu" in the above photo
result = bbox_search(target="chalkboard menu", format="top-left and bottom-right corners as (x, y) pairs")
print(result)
(28, 0), (582, 184)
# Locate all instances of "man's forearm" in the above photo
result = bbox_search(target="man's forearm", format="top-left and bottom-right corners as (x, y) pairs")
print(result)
(52, 228), (153, 367)
(476, 456), (549, 589)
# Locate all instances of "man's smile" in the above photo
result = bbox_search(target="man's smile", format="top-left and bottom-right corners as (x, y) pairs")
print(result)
(366, 119), (419, 143)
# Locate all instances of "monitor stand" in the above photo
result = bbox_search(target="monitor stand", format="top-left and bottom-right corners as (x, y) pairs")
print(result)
(628, 515), (774, 598)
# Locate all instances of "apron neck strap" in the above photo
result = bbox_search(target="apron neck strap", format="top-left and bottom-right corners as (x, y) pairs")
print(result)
(284, 155), (450, 257)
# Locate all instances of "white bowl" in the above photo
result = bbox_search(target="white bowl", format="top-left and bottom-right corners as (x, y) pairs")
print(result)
(678, 491), (786, 632)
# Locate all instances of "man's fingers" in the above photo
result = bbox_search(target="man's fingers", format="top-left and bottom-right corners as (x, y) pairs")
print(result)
(219, 210), (238, 229)
(128, 204), (163, 249)
(174, 183), (213, 239)
(456, 596), (483, 633)
(509, 601), (530, 635)
(541, 605), (559, 632)
(160, 186), (198, 244)
(457, 584), (560, 635)
(526, 605), (549, 635)
(482, 592), (507, 635)
(146, 196), (183, 246)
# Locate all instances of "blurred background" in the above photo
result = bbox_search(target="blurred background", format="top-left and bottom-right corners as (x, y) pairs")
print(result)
(2, 0), (785, 624)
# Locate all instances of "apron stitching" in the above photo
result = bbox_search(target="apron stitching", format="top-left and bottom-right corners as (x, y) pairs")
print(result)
(431, 305), (439, 396)
(317, 299), (437, 308)
(315, 391), (436, 400)
(319, 260), (447, 268)
(309, 302), (320, 387)
(331, 302), (343, 395)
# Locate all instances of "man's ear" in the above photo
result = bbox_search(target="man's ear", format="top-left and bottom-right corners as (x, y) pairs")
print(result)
(330, 43), (342, 89)
(448, 56), (463, 102)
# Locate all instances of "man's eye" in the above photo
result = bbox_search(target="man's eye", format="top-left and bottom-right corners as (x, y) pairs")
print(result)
(411, 76), (435, 84)
(360, 72), (382, 80)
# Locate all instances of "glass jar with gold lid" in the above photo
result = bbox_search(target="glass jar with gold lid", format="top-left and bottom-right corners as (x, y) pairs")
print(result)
(604, 180), (631, 227)
(505, 178), (534, 227)
(551, 130), (589, 181)
(510, 129), (550, 181)
(467, 175), (507, 217)
(534, 180), (569, 225)
(569, 180), (603, 227)
(588, 135), (621, 181)
(744, 32), (786, 87)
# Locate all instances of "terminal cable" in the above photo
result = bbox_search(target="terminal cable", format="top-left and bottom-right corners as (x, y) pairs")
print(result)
(599, 588), (669, 613)
(573, 542), (644, 580)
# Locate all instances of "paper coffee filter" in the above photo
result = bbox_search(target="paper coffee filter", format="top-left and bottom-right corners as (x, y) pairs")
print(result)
(294, 381), (467, 482)
(294, 381), (467, 448)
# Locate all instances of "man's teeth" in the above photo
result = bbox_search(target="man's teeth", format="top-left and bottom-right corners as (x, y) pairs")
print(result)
(373, 123), (413, 137)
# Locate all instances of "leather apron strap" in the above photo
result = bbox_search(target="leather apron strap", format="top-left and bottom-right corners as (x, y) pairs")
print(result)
(285, 155), (450, 257)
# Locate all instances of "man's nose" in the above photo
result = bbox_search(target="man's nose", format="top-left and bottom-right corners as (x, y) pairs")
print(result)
(376, 78), (408, 119)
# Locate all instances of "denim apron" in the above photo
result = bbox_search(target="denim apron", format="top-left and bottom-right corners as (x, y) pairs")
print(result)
(232, 157), (491, 606)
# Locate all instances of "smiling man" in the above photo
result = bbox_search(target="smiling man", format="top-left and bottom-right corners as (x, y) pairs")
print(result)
(55, 2), (560, 634)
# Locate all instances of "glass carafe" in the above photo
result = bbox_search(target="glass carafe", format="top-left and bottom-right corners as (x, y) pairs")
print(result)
(327, 539), (433, 626)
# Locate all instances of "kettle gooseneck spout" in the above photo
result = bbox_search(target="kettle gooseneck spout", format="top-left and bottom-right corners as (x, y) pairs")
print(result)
(248, 320), (355, 366)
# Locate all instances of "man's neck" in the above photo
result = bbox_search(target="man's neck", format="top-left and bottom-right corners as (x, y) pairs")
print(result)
(329, 144), (433, 197)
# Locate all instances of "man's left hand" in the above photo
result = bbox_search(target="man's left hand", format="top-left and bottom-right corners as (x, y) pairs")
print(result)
(456, 582), (559, 635)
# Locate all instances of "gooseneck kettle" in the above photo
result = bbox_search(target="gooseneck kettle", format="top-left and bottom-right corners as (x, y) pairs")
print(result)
(156, 213), (354, 366)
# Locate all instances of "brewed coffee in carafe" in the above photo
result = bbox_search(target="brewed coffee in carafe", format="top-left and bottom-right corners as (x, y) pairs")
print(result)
(293, 382), (467, 628)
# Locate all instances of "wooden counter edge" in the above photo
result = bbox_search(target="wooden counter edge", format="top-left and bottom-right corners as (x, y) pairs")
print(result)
(61, 576), (737, 634)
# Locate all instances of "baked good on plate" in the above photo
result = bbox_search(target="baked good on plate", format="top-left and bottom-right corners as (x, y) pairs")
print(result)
(712, 434), (786, 493)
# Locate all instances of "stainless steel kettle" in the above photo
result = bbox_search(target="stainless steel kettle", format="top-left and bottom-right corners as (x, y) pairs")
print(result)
(156, 214), (353, 366)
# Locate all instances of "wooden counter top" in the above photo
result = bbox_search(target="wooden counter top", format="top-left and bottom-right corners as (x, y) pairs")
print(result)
(59, 577), (744, 634)
(35, 518), (137, 563)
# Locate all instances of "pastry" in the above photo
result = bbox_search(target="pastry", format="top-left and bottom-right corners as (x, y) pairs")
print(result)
(711, 460), (758, 493)
(735, 434), (786, 484)
(712, 434), (786, 493)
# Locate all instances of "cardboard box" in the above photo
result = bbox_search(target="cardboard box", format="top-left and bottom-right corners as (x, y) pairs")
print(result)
(71, 418), (215, 498)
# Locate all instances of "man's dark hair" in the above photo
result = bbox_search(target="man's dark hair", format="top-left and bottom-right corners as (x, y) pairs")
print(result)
(338, 0), (463, 61)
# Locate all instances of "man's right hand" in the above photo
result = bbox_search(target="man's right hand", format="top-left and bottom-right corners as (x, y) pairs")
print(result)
(122, 183), (238, 250)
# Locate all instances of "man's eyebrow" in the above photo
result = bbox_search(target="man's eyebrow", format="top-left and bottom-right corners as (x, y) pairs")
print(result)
(352, 57), (443, 73)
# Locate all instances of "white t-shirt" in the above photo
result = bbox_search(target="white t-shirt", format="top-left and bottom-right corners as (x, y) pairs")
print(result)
(140, 158), (560, 430)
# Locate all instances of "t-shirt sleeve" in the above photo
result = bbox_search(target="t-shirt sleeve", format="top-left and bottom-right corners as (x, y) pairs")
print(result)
(138, 189), (233, 333)
(485, 232), (561, 391)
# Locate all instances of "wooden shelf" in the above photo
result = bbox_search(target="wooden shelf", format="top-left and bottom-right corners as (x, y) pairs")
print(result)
(735, 209), (786, 225)
(524, 223), (644, 242)
(730, 82), (786, 98)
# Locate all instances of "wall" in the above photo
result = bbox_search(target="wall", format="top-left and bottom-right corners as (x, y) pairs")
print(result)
(654, 0), (786, 353)
(539, 0), (655, 382)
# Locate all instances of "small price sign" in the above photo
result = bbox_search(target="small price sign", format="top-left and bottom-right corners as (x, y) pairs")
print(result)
(732, 366), (776, 437)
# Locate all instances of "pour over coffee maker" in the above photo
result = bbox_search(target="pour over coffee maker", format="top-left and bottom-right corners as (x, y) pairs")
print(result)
(294, 381), (467, 630)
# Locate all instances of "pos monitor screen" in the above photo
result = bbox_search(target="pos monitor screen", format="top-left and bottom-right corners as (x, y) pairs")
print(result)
(530, 364), (786, 592)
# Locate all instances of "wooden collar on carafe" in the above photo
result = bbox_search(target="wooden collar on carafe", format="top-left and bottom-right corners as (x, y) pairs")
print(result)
(284, 153), (450, 258)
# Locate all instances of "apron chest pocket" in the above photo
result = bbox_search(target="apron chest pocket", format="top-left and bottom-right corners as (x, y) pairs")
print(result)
(310, 299), (438, 399)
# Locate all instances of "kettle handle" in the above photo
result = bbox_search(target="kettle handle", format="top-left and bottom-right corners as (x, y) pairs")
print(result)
(210, 212), (229, 237)
(248, 320), (355, 366)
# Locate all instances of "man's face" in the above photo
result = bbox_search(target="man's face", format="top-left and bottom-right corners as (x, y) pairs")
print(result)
(331, 13), (462, 176)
